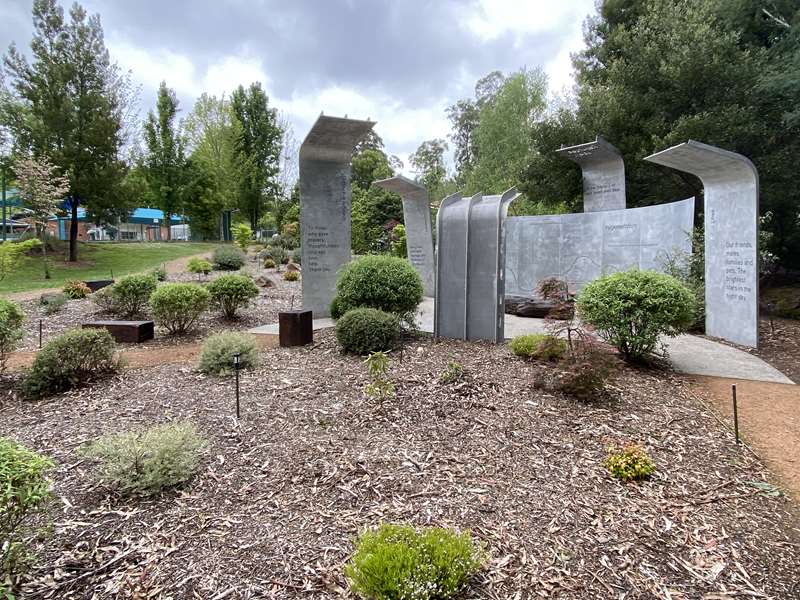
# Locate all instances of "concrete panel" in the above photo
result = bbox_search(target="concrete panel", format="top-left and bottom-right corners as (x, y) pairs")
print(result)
(556, 137), (626, 212)
(299, 115), (374, 317)
(374, 175), (435, 296)
(505, 198), (695, 296)
(645, 140), (759, 348)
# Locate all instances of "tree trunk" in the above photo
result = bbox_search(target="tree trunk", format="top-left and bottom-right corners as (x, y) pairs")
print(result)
(69, 203), (78, 261)
(39, 224), (50, 279)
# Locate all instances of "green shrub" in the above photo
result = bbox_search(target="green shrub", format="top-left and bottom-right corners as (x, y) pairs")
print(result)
(0, 437), (52, 586)
(207, 274), (259, 319)
(283, 270), (299, 281)
(263, 257), (276, 269)
(345, 523), (485, 600)
(91, 286), (117, 312)
(0, 299), (24, 373)
(330, 256), (423, 324)
(148, 265), (167, 281)
(508, 334), (567, 360)
(604, 443), (655, 481)
(232, 223), (253, 250)
(264, 245), (288, 264)
(439, 361), (465, 384)
(290, 248), (301, 264)
(39, 292), (67, 315)
(22, 328), (118, 400)
(62, 280), (91, 299)
(336, 308), (399, 355)
(111, 274), (158, 317)
(198, 332), (260, 375)
(364, 351), (394, 402)
(576, 269), (695, 361)
(187, 257), (212, 276)
(212, 245), (246, 271)
(81, 422), (206, 496)
(149, 283), (210, 335)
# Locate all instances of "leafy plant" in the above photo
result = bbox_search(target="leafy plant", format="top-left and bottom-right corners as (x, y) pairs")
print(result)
(290, 248), (301, 264)
(111, 274), (158, 317)
(345, 523), (485, 600)
(207, 274), (259, 319)
(604, 442), (655, 481)
(187, 257), (212, 277)
(149, 283), (210, 335)
(198, 332), (259, 375)
(21, 328), (119, 400)
(0, 299), (25, 373)
(263, 257), (276, 269)
(364, 352), (394, 402)
(576, 269), (695, 361)
(264, 245), (288, 265)
(212, 245), (246, 271)
(390, 224), (407, 258)
(0, 437), (52, 589)
(509, 333), (566, 361)
(81, 422), (206, 496)
(658, 228), (705, 331)
(91, 286), (117, 313)
(62, 280), (91, 299)
(232, 222), (253, 250)
(439, 361), (465, 384)
(0, 238), (41, 282)
(336, 308), (399, 355)
(148, 265), (167, 282)
(283, 270), (299, 282)
(38, 292), (67, 315)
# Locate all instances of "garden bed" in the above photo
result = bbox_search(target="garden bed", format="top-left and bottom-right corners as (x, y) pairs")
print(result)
(1, 331), (798, 598)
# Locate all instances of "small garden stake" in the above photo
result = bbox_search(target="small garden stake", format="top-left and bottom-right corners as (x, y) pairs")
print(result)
(732, 384), (740, 444)
(233, 352), (241, 419)
(39, 319), (42, 348)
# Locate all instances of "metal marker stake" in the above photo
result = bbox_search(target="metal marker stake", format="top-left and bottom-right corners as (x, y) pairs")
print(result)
(233, 352), (241, 419)
(732, 384), (740, 444)
(39, 320), (43, 349)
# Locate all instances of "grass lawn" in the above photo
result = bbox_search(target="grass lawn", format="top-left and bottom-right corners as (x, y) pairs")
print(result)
(0, 241), (220, 294)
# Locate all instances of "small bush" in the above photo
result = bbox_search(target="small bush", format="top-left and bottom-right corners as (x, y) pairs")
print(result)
(345, 523), (485, 600)
(263, 245), (288, 264)
(81, 422), (206, 496)
(283, 270), (299, 281)
(149, 283), (210, 335)
(364, 351), (394, 402)
(577, 269), (695, 361)
(63, 280), (91, 299)
(604, 443), (655, 481)
(439, 361), (465, 384)
(336, 308), (399, 355)
(557, 358), (614, 401)
(331, 256), (423, 324)
(0, 299), (25, 372)
(291, 248), (301, 264)
(22, 328), (118, 400)
(0, 437), (52, 585)
(212, 245), (246, 271)
(509, 334), (567, 361)
(111, 274), (157, 317)
(263, 257), (276, 269)
(187, 257), (212, 276)
(232, 223), (253, 250)
(149, 265), (167, 281)
(39, 292), (67, 315)
(198, 332), (259, 375)
(91, 286), (117, 312)
(207, 274), (259, 319)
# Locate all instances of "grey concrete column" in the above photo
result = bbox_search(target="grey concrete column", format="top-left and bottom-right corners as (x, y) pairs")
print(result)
(645, 140), (759, 348)
(556, 136), (626, 212)
(299, 115), (374, 317)
(373, 174), (435, 296)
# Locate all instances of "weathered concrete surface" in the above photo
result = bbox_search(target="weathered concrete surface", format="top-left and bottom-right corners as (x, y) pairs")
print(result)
(299, 115), (374, 317)
(374, 175), (435, 296)
(556, 137), (626, 212)
(646, 141), (759, 348)
(505, 198), (694, 296)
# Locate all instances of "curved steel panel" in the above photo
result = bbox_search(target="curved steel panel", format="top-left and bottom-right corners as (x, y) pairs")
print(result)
(556, 136), (626, 212)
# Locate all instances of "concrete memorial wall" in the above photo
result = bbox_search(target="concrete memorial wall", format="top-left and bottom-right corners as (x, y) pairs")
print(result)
(374, 175), (435, 296)
(299, 115), (374, 317)
(645, 141), (759, 347)
(504, 198), (695, 297)
(556, 137), (626, 212)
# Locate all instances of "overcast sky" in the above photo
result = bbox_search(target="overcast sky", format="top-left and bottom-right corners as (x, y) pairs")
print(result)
(1, 0), (596, 173)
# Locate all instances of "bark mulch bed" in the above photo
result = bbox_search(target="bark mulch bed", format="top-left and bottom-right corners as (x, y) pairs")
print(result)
(1, 331), (799, 598)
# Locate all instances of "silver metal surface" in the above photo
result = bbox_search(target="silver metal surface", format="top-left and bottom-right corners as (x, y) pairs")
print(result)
(556, 136), (626, 212)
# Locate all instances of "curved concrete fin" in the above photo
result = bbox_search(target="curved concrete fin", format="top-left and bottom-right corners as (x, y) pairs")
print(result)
(556, 136), (626, 212)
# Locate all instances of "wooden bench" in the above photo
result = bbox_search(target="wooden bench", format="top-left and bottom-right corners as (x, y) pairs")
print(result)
(83, 279), (115, 292)
(82, 320), (154, 343)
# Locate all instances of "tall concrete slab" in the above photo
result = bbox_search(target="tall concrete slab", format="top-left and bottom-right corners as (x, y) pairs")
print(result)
(505, 198), (695, 296)
(374, 175), (435, 296)
(556, 137), (626, 212)
(645, 140), (759, 347)
(435, 188), (520, 342)
(299, 115), (374, 317)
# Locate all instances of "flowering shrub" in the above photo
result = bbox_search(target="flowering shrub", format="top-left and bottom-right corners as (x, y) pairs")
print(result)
(604, 442), (655, 481)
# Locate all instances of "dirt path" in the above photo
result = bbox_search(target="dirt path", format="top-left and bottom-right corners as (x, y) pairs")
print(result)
(687, 375), (800, 501)
(2, 250), (214, 302)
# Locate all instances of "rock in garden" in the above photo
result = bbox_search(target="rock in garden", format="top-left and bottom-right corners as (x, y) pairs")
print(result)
(286, 263), (301, 272)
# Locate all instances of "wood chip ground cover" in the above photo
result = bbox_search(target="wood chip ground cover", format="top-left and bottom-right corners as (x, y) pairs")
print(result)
(1, 330), (799, 599)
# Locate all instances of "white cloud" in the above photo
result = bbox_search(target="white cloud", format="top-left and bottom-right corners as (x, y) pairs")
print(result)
(460, 0), (593, 41)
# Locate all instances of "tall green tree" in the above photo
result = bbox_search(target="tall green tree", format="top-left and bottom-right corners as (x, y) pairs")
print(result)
(143, 82), (185, 240)
(350, 147), (402, 254)
(2, 0), (128, 261)
(409, 139), (448, 205)
(230, 82), (282, 230)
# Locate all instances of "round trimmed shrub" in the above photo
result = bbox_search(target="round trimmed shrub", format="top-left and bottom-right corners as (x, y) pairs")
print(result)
(207, 274), (259, 319)
(149, 283), (210, 335)
(263, 257), (276, 269)
(63, 280), (91, 299)
(198, 332), (259, 375)
(576, 269), (695, 361)
(22, 328), (118, 399)
(212, 245), (246, 271)
(111, 273), (158, 317)
(335, 308), (399, 355)
(283, 270), (299, 281)
(330, 256), (423, 321)
(0, 299), (24, 373)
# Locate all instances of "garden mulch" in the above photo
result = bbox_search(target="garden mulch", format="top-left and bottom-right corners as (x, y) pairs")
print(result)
(1, 331), (799, 599)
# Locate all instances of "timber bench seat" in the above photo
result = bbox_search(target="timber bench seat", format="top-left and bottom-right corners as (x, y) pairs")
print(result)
(82, 320), (154, 343)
